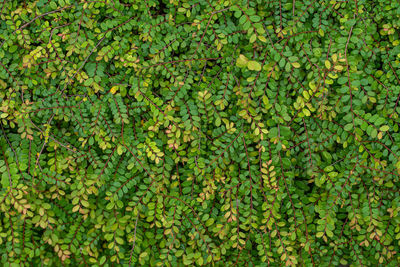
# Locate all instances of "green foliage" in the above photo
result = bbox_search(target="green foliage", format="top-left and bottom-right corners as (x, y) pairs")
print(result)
(1, 0), (400, 266)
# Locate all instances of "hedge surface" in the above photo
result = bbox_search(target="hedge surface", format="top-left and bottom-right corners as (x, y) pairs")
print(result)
(1, 0), (400, 266)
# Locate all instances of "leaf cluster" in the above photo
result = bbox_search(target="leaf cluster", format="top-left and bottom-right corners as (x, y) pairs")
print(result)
(1, 0), (400, 266)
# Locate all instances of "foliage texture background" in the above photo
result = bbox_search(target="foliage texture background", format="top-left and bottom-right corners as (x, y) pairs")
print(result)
(1, 0), (400, 266)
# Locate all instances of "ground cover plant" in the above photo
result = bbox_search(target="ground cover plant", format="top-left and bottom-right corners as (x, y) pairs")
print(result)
(1, 0), (400, 266)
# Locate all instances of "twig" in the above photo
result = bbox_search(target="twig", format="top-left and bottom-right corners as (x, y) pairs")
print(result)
(129, 212), (140, 267)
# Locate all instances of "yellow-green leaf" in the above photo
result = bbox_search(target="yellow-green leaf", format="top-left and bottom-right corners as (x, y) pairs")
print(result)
(247, 61), (261, 71)
(258, 35), (267, 42)
(236, 54), (248, 67)
(249, 34), (257, 43)
(110, 86), (119, 94)
(380, 125), (389, 132)
(325, 60), (331, 69)
(303, 109), (311, 116)
(291, 62), (300, 68)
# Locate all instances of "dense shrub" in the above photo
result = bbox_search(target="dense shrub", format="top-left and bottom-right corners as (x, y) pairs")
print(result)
(1, 0), (400, 266)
